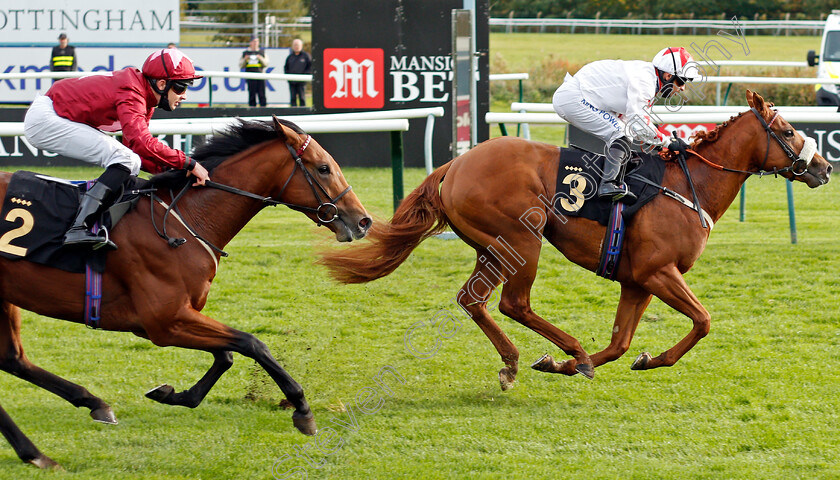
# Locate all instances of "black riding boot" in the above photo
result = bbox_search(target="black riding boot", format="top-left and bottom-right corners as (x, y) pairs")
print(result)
(63, 182), (117, 250)
(597, 143), (637, 204)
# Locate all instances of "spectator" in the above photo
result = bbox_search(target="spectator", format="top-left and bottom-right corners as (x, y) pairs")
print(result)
(50, 33), (76, 72)
(167, 43), (177, 49)
(239, 36), (269, 107)
(283, 38), (312, 107)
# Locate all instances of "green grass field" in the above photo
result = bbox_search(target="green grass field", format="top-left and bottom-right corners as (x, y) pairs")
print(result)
(0, 161), (838, 479)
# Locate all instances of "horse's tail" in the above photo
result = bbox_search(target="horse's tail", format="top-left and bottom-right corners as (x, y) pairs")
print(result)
(319, 161), (453, 284)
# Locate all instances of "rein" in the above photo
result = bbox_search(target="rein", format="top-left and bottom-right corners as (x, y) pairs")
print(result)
(655, 107), (817, 230)
(206, 135), (352, 225)
(686, 108), (816, 178)
(149, 134), (353, 258)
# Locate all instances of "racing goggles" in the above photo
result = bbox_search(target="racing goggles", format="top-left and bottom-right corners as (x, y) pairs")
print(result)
(170, 79), (194, 94)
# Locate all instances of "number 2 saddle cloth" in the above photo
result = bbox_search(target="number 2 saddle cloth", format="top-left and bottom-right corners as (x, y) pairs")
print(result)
(553, 146), (666, 225)
(0, 171), (142, 273)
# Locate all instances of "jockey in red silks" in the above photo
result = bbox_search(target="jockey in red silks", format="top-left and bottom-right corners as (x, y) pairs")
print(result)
(552, 47), (701, 203)
(24, 48), (211, 250)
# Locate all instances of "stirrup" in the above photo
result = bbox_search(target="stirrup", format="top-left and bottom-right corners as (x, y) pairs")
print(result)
(63, 226), (117, 251)
(598, 183), (637, 205)
(91, 225), (117, 251)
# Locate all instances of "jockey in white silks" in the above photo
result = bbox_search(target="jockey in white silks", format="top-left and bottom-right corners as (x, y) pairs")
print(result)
(552, 47), (701, 203)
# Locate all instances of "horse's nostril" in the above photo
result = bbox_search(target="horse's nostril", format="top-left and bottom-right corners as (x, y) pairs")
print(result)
(827, 164), (834, 176)
(359, 216), (372, 231)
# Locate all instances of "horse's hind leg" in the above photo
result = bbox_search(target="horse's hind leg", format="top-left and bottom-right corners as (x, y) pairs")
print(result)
(145, 309), (316, 436)
(490, 238), (594, 379)
(0, 403), (60, 469)
(0, 302), (116, 424)
(456, 251), (519, 390)
(145, 350), (233, 408)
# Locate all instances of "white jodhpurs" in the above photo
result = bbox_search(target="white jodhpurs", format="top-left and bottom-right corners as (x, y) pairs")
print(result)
(24, 96), (142, 175)
(552, 74), (626, 147)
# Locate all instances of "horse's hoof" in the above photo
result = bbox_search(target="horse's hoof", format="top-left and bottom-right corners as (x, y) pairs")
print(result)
(499, 366), (516, 391)
(531, 354), (554, 372)
(90, 406), (118, 425)
(631, 352), (651, 370)
(145, 384), (175, 403)
(292, 411), (317, 436)
(575, 363), (595, 380)
(28, 454), (63, 470)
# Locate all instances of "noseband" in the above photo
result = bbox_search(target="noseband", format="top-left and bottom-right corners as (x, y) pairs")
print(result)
(205, 134), (353, 226)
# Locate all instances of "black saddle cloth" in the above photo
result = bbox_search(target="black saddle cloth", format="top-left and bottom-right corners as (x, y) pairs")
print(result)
(0, 171), (146, 273)
(553, 147), (665, 225)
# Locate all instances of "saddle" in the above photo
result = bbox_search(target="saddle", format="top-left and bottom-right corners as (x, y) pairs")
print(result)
(0, 171), (147, 273)
(553, 146), (665, 225)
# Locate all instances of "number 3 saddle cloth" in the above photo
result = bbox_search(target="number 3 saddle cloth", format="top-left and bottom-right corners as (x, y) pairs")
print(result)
(553, 146), (666, 225)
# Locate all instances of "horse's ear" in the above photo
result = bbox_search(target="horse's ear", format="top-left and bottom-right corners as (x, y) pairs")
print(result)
(746, 89), (768, 113)
(272, 115), (296, 144)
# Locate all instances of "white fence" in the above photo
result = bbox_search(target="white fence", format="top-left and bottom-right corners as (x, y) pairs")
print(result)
(0, 106), (446, 173)
(489, 17), (825, 35)
(491, 103), (840, 141)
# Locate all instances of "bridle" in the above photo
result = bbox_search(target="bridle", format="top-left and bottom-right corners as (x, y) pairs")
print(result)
(205, 134), (352, 225)
(151, 134), (353, 257)
(687, 108), (816, 177)
(659, 107), (817, 230)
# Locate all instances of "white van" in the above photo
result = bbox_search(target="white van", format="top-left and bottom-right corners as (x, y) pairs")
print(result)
(808, 11), (840, 105)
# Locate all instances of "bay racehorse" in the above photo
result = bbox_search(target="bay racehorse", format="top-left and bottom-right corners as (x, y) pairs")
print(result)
(0, 117), (371, 469)
(320, 90), (831, 391)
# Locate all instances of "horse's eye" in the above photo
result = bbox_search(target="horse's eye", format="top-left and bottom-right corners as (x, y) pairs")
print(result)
(784, 130), (794, 138)
(317, 165), (330, 175)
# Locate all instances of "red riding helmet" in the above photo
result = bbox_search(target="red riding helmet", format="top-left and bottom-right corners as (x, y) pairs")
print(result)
(142, 48), (203, 80)
(652, 47), (701, 82)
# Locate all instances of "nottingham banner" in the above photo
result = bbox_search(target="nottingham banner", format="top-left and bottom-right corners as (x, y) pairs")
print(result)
(0, 0), (179, 46)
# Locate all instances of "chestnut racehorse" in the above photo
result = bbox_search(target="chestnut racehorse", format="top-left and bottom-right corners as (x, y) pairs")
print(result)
(320, 91), (831, 391)
(0, 117), (371, 469)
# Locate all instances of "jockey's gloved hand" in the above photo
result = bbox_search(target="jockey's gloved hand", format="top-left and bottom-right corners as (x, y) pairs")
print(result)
(646, 135), (668, 151)
(668, 135), (689, 155)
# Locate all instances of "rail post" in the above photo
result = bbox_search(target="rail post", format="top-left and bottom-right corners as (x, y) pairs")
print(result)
(391, 130), (404, 211)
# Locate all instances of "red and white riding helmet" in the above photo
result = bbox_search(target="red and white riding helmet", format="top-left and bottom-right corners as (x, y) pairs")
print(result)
(652, 47), (701, 81)
(142, 48), (203, 81)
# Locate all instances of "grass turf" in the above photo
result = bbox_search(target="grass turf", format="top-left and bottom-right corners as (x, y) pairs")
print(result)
(0, 161), (837, 479)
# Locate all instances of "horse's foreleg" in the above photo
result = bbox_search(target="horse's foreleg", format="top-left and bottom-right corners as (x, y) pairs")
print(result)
(0, 303), (115, 424)
(632, 266), (710, 370)
(592, 285), (653, 366)
(146, 310), (316, 436)
(0, 403), (61, 469)
(457, 252), (519, 391)
(145, 350), (233, 408)
(540, 285), (653, 375)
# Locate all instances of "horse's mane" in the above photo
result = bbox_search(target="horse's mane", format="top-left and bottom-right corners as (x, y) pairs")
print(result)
(691, 110), (749, 147)
(660, 110), (749, 161)
(149, 118), (305, 189)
